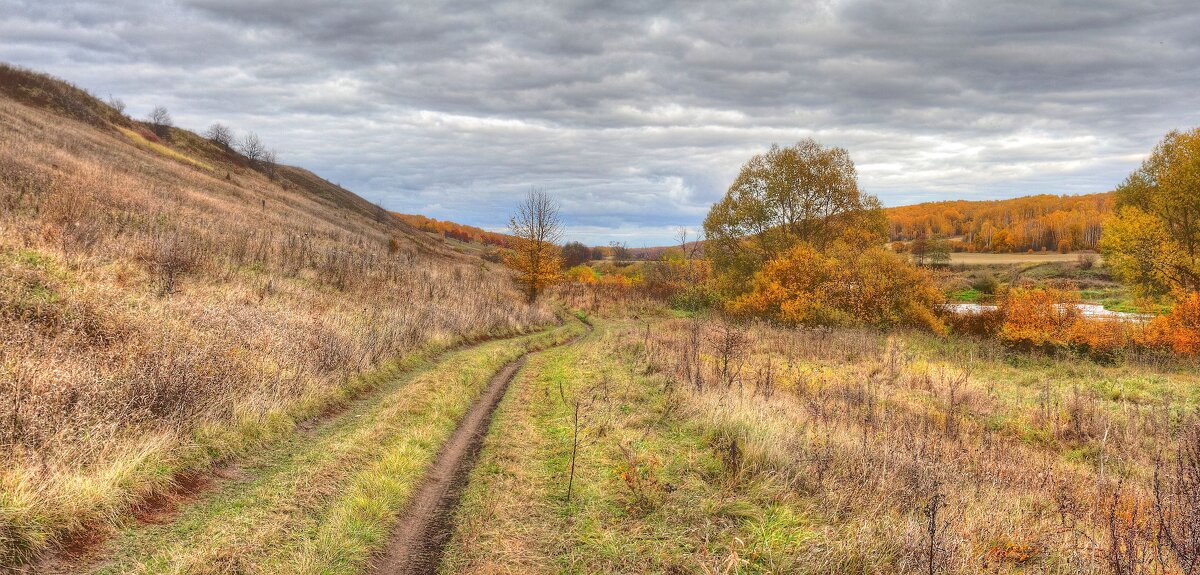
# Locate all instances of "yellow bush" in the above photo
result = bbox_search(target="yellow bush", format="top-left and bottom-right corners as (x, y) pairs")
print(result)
(565, 264), (598, 284)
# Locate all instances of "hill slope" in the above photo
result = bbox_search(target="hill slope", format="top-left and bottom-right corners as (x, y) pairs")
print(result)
(0, 63), (553, 567)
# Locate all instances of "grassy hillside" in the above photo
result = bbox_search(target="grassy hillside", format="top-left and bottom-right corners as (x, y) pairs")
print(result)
(0, 63), (553, 567)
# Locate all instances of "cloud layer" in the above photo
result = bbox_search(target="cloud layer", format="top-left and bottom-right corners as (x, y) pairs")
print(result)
(3, 0), (1198, 244)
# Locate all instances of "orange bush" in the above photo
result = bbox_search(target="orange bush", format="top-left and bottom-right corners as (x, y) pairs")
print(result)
(1143, 291), (1200, 355)
(998, 286), (1146, 359)
(730, 243), (944, 331)
(1000, 286), (1081, 350)
(1067, 317), (1131, 357)
(598, 273), (635, 290)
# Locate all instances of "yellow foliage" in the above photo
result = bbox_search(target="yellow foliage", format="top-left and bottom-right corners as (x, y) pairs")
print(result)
(504, 236), (560, 300)
(729, 243), (944, 332)
(565, 264), (598, 284)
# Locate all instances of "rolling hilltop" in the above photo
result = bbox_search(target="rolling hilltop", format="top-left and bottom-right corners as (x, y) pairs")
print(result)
(0, 63), (553, 567)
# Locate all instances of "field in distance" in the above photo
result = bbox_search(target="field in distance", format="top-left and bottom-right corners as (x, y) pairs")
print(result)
(943, 251), (1101, 265)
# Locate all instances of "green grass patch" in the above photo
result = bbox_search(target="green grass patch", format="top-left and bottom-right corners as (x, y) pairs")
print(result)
(948, 287), (982, 302)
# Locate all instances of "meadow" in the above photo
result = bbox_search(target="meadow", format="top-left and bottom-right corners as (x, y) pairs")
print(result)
(443, 308), (1200, 574)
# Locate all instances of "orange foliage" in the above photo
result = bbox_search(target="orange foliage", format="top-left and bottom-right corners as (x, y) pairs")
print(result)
(887, 193), (1113, 253)
(393, 213), (510, 247)
(999, 286), (1139, 357)
(729, 244), (944, 331)
(984, 540), (1039, 565)
(1000, 286), (1082, 350)
(563, 263), (640, 292)
(963, 286), (1200, 358)
(1143, 291), (1200, 355)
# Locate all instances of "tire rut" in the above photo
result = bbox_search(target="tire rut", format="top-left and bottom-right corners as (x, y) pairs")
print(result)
(371, 324), (590, 575)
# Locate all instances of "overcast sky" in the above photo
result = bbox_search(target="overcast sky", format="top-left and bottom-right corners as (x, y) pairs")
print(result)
(3, 1), (1198, 245)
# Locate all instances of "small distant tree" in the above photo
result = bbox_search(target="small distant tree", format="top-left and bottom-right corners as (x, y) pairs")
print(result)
(239, 132), (267, 165)
(506, 189), (563, 302)
(147, 105), (172, 139)
(561, 241), (591, 269)
(262, 148), (279, 179)
(106, 95), (126, 116)
(609, 241), (631, 261)
(911, 235), (929, 265)
(205, 123), (234, 149)
(590, 245), (609, 260)
(927, 239), (952, 267)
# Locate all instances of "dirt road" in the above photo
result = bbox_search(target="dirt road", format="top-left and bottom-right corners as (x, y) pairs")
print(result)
(372, 325), (589, 574)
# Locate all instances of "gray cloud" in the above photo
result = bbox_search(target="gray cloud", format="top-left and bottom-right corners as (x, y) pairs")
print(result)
(2, 0), (1198, 244)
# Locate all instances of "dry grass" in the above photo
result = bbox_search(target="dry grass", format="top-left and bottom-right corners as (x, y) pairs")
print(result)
(0, 83), (553, 568)
(77, 321), (584, 575)
(445, 311), (1200, 574)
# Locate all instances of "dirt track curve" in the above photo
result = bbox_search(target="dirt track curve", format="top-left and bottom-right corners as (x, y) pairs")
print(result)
(371, 324), (589, 574)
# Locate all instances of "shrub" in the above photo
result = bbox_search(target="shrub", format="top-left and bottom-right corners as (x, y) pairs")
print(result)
(565, 264), (598, 284)
(999, 286), (1081, 351)
(1143, 291), (1200, 355)
(972, 273), (1000, 295)
(730, 243), (944, 332)
(1067, 318), (1130, 362)
(480, 245), (505, 263)
(942, 306), (1005, 338)
(140, 234), (201, 296)
(1078, 253), (1098, 270)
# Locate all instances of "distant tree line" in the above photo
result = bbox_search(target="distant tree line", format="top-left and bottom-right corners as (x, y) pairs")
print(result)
(887, 193), (1113, 253)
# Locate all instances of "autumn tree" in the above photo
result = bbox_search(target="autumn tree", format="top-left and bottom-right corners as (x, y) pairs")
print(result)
(106, 95), (126, 116)
(239, 132), (267, 166)
(507, 189), (563, 302)
(1102, 127), (1200, 296)
(886, 193), (1112, 253)
(561, 241), (591, 269)
(927, 238), (952, 267)
(147, 105), (172, 139)
(205, 123), (234, 149)
(609, 241), (631, 261)
(911, 234), (929, 265)
(703, 139), (887, 290)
